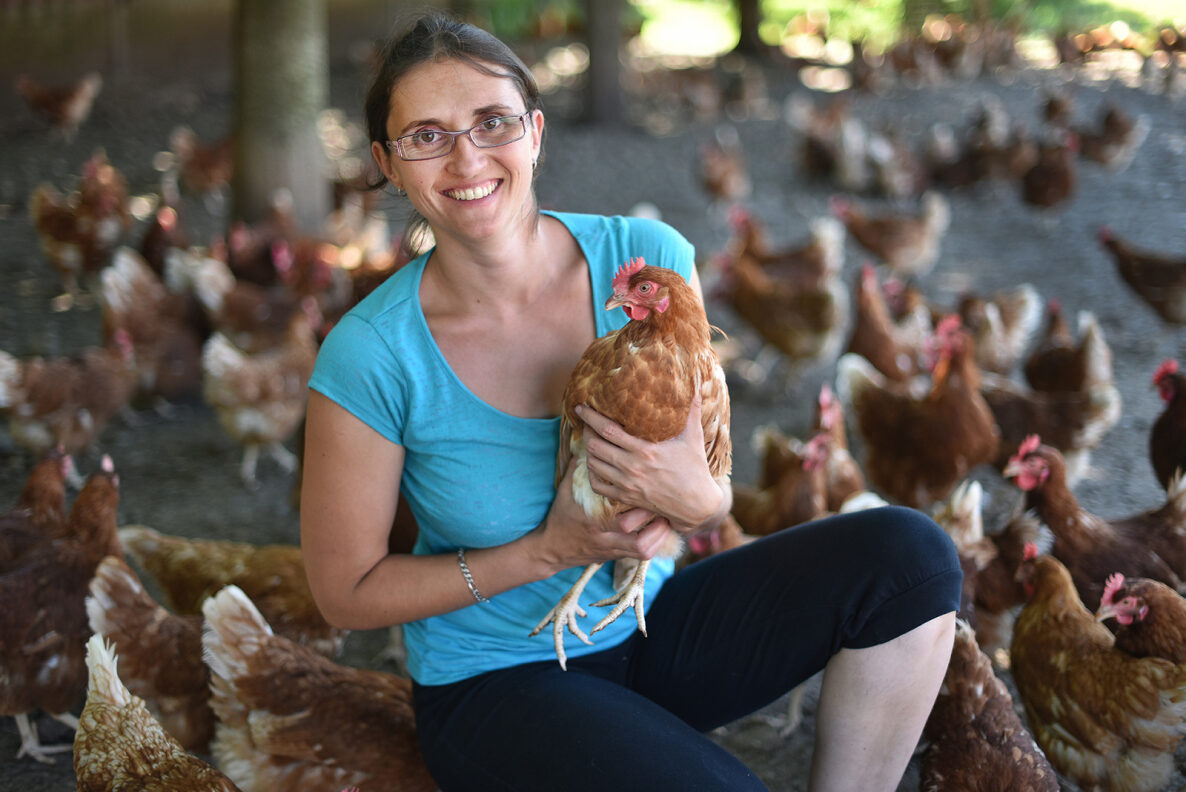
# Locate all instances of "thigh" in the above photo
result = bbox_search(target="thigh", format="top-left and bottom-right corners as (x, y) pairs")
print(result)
(412, 660), (767, 792)
(627, 505), (962, 731)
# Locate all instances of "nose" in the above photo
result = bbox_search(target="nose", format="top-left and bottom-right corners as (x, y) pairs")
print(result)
(446, 132), (487, 171)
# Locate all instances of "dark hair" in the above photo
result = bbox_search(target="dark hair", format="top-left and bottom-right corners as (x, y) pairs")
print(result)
(365, 11), (545, 256)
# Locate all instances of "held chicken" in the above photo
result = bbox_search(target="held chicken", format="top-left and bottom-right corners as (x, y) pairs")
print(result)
(85, 555), (213, 752)
(119, 524), (346, 658)
(14, 71), (102, 140)
(1097, 573), (1186, 664)
(828, 191), (951, 278)
(1003, 436), (1184, 611)
(1010, 549), (1186, 792)
(0, 330), (137, 458)
(0, 457), (121, 764)
(918, 618), (1059, 792)
(1098, 226), (1186, 324)
(1150, 359), (1186, 491)
(201, 585), (437, 792)
(201, 297), (321, 488)
(73, 635), (240, 791)
(836, 315), (999, 508)
(531, 258), (732, 669)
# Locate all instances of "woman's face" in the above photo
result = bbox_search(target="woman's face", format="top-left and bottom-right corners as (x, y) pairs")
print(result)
(373, 57), (543, 244)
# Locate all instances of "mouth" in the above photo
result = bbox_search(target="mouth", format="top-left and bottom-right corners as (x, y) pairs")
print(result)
(443, 180), (500, 202)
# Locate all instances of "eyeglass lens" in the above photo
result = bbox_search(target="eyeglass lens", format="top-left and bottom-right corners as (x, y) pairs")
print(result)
(397, 114), (527, 161)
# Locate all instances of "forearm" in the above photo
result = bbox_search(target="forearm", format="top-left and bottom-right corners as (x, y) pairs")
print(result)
(316, 525), (563, 630)
(675, 477), (732, 537)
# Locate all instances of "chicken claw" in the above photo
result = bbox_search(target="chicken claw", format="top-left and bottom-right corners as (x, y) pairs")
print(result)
(530, 562), (602, 670)
(591, 558), (651, 637)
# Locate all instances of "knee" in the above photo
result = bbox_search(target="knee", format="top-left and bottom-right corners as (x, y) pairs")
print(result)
(874, 505), (960, 574)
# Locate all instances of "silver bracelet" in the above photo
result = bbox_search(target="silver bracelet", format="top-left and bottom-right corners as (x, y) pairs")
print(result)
(457, 548), (489, 603)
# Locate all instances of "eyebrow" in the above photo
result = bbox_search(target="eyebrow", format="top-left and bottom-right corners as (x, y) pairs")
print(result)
(397, 103), (520, 136)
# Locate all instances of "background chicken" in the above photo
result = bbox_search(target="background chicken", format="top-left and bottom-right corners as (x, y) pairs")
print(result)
(954, 283), (1042, 376)
(85, 555), (213, 752)
(200, 297), (321, 488)
(1004, 436), (1184, 610)
(1074, 102), (1151, 172)
(1098, 226), (1186, 324)
(0, 448), (75, 566)
(836, 316), (999, 508)
(844, 262), (932, 382)
(0, 330), (137, 458)
(724, 208), (844, 292)
(1021, 130), (1077, 212)
(730, 430), (829, 536)
(1096, 573), (1186, 664)
(74, 635), (240, 791)
(828, 191), (951, 277)
(167, 125), (234, 212)
(918, 618), (1059, 792)
(1011, 550), (1186, 792)
(14, 71), (102, 141)
(1150, 359), (1186, 492)
(119, 524), (346, 658)
(532, 258), (731, 669)
(201, 585), (436, 792)
(1, 457), (120, 763)
(699, 124), (751, 206)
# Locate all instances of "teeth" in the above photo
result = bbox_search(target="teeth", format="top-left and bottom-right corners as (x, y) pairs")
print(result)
(447, 182), (497, 201)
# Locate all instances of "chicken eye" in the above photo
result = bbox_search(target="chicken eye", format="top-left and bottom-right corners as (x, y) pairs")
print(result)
(638, 282), (652, 294)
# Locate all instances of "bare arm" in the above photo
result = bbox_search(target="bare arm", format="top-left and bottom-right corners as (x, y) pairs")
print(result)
(300, 391), (673, 629)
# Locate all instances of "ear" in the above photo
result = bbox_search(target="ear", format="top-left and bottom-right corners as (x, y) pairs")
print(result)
(371, 140), (402, 191)
(529, 108), (545, 162)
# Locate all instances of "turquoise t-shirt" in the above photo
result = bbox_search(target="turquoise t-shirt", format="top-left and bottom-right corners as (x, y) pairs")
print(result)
(308, 210), (696, 685)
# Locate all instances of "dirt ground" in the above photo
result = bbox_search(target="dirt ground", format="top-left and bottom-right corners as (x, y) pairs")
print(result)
(2, 19), (1186, 791)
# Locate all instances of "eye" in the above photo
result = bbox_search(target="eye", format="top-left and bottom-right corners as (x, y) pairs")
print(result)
(413, 130), (439, 145)
(481, 117), (505, 131)
(637, 283), (652, 294)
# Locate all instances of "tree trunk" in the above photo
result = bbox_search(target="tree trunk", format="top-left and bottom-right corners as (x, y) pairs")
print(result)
(582, 0), (623, 126)
(232, 0), (329, 231)
(733, 0), (766, 55)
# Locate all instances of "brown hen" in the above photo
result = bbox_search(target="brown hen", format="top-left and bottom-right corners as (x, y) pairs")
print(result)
(1098, 226), (1186, 324)
(202, 585), (436, 792)
(1150, 359), (1186, 491)
(532, 259), (731, 669)
(844, 262), (931, 383)
(829, 191), (950, 277)
(15, 71), (102, 140)
(0, 448), (75, 567)
(1097, 573), (1186, 664)
(1011, 551), (1186, 792)
(74, 634), (240, 791)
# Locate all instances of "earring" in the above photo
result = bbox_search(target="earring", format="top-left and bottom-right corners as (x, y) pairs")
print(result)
(393, 186), (407, 197)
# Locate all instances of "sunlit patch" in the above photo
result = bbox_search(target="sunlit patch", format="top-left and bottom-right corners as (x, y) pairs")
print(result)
(798, 66), (851, 93)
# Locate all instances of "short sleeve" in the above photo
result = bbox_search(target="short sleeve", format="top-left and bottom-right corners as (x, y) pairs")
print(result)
(308, 313), (407, 445)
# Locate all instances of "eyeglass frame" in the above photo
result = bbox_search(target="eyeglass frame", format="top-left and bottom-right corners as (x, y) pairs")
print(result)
(383, 111), (533, 162)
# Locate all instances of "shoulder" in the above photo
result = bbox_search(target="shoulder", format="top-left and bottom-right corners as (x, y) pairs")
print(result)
(546, 211), (694, 282)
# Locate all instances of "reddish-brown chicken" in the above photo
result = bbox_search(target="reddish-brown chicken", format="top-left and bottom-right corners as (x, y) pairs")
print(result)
(202, 585), (437, 792)
(730, 431), (829, 536)
(1098, 226), (1186, 324)
(119, 524), (346, 658)
(1096, 573), (1186, 664)
(73, 635), (240, 792)
(85, 555), (213, 752)
(1021, 130), (1077, 211)
(15, 71), (102, 140)
(1150, 359), (1186, 491)
(201, 297), (321, 488)
(980, 311), (1120, 478)
(0, 448), (75, 566)
(168, 126), (234, 209)
(919, 618), (1059, 792)
(836, 315), (999, 508)
(1011, 550), (1186, 792)
(809, 383), (866, 511)
(844, 262), (931, 383)
(99, 246), (204, 405)
(955, 283), (1042, 375)
(1075, 103), (1150, 172)
(531, 258), (732, 669)
(30, 150), (132, 300)
(137, 205), (189, 278)
(829, 191), (951, 277)
(0, 330), (137, 457)
(1004, 436), (1184, 611)
(699, 125), (751, 204)
(0, 457), (121, 763)
(726, 208), (845, 292)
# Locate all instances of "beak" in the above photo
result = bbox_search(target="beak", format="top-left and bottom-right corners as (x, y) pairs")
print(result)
(1095, 603), (1116, 622)
(1002, 460), (1022, 479)
(605, 294), (628, 311)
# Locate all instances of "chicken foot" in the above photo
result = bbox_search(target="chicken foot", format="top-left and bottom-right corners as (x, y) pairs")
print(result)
(13, 711), (78, 765)
(530, 561), (603, 670)
(590, 558), (651, 637)
(240, 441), (298, 489)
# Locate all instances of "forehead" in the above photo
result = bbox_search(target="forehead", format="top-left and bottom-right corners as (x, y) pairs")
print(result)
(388, 58), (522, 128)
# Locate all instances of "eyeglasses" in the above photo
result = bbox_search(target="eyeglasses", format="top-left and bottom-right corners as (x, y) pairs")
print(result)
(384, 112), (531, 161)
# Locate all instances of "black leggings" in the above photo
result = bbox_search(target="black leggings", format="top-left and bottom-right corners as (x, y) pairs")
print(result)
(412, 506), (962, 792)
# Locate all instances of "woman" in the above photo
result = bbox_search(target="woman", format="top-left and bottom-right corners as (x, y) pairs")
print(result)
(301, 11), (960, 791)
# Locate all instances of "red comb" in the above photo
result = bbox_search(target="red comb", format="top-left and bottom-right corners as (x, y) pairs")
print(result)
(1018, 434), (1041, 457)
(936, 314), (962, 336)
(1023, 542), (1039, 560)
(1047, 297), (1061, 314)
(1100, 573), (1125, 608)
(1154, 359), (1179, 383)
(612, 257), (646, 292)
(818, 383), (834, 409)
(727, 205), (750, 231)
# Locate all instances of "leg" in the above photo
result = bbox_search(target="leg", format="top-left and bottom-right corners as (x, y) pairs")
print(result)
(412, 661), (766, 792)
(810, 611), (956, 792)
(13, 713), (73, 764)
(590, 557), (651, 635)
(530, 561), (603, 670)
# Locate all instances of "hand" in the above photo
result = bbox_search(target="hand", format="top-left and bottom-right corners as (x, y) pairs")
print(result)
(533, 458), (673, 573)
(576, 396), (723, 532)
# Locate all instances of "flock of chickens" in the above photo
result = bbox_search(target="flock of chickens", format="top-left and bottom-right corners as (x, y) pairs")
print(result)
(3, 16), (1186, 792)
